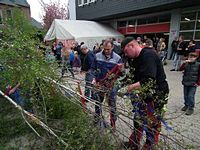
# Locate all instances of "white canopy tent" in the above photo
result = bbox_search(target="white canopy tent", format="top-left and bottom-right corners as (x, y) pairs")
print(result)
(44, 19), (124, 49)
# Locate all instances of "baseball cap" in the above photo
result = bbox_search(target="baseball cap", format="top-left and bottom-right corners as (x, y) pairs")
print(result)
(121, 37), (135, 50)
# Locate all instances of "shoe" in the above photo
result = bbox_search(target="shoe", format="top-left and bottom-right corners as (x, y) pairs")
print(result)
(181, 106), (188, 111)
(170, 69), (175, 71)
(185, 108), (194, 115)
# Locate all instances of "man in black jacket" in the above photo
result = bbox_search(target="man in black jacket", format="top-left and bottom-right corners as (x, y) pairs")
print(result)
(121, 37), (169, 149)
(170, 37), (179, 60)
(171, 35), (187, 71)
(80, 44), (95, 100)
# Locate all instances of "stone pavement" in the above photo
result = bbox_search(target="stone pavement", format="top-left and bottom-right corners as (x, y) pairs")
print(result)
(166, 61), (200, 114)
(163, 61), (200, 149)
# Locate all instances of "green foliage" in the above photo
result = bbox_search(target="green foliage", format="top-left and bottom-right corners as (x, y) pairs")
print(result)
(0, 8), (118, 149)
(57, 97), (117, 149)
(0, 8), (56, 88)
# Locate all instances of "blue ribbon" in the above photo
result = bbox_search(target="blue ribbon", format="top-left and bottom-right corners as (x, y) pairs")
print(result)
(125, 92), (172, 132)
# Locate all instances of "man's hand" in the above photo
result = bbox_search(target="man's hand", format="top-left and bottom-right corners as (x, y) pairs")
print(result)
(92, 78), (96, 85)
(127, 84), (134, 93)
(80, 71), (85, 75)
(177, 48), (182, 51)
(16, 82), (20, 87)
(127, 82), (141, 93)
(183, 60), (191, 63)
(9, 82), (20, 95)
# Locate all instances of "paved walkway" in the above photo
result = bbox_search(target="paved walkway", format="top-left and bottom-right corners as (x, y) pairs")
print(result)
(164, 61), (200, 149)
(113, 60), (200, 149)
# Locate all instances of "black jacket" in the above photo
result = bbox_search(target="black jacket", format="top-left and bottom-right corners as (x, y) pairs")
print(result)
(129, 48), (169, 93)
(171, 40), (178, 52)
(177, 41), (187, 55)
(129, 48), (169, 108)
(182, 61), (200, 86)
(81, 51), (95, 72)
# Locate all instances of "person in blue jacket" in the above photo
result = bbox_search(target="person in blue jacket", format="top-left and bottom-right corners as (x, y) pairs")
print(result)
(91, 39), (123, 129)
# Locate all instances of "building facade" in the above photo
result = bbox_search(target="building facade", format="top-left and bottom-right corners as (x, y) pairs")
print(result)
(76, 0), (200, 56)
(69, 0), (76, 20)
(0, 0), (30, 25)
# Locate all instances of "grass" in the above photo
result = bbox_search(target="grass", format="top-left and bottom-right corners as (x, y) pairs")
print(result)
(0, 94), (119, 149)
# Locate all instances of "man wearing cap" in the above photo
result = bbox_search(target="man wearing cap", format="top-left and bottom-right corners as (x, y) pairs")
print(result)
(121, 37), (169, 149)
(91, 39), (123, 128)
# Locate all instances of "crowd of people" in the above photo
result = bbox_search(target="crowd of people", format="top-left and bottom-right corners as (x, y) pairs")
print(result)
(43, 35), (200, 149)
(4, 34), (199, 149)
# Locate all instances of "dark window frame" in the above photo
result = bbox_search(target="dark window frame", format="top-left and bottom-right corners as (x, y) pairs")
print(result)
(181, 12), (197, 21)
(117, 21), (127, 28)
(6, 9), (12, 20)
(147, 17), (158, 24)
(158, 14), (171, 23)
(179, 31), (194, 40)
(137, 18), (147, 25)
(78, 0), (84, 7)
(180, 11), (200, 40)
(128, 20), (136, 26)
(83, 0), (88, 5)
(180, 21), (196, 31)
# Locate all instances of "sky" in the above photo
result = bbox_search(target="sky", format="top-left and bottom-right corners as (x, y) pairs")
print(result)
(27, 0), (69, 22)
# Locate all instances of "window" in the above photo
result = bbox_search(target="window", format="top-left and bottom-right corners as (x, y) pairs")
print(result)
(78, 0), (83, 6)
(6, 10), (12, 20)
(198, 11), (200, 19)
(179, 32), (194, 40)
(181, 12), (196, 21)
(147, 17), (158, 24)
(117, 21), (127, 28)
(195, 31), (200, 39)
(84, 0), (88, 5)
(88, 0), (96, 3)
(78, 0), (96, 6)
(196, 12), (200, 29)
(196, 20), (200, 30)
(128, 20), (135, 26)
(137, 14), (170, 26)
(158, 15), (170, 22)
(137, 18), (147, 25)
(180, 11), (200, 40)
(180, 21), (195, 30)
(0, 10), (3, 24)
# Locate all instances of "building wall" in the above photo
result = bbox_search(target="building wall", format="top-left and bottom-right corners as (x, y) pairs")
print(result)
(0, 4), (14, 24)
(0, 4), (30, 24)
(76, 1), (200, 56)
(76, 0), (180, 20)
(20, 6), (31, 19)
(69, 0), (76, 20)
(167, 9), (181, 58)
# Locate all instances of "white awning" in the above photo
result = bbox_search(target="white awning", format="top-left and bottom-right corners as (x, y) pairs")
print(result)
(44, 19), (124, 46)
